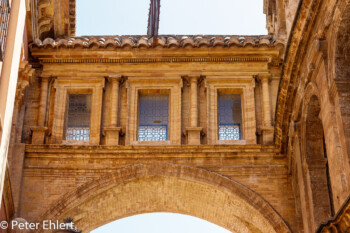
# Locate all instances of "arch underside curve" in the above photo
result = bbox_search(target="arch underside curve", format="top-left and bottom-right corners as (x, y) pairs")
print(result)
(335, 2), (350, 158)
(38, 163), (292, 233)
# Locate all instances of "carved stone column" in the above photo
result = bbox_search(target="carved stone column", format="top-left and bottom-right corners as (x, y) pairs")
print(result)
(185, 75), (202, 145)
(103, 75), (122, 145)
(31, 76), (49, 144)
(257, 74), (274, 144)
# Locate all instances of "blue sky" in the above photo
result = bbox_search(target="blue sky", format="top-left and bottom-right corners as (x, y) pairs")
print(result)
(77, 1), (265, 232)
(76, 0), (267, 35)
(90, 213), (231, 233)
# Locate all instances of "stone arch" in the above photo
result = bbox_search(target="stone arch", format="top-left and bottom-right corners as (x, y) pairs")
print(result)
(37, 163), (292, 233)
(300, 90), (333, 231)
(334, 2), (350, 158)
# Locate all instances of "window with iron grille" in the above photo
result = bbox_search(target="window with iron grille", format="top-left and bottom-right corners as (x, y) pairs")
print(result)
(218, 94), (242, 140)
(138, 94), (169, 141)
(0, 0), (10, 61)
(65, 94), (92, 141)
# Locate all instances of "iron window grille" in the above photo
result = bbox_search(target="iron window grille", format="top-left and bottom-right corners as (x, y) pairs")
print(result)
(138, 94), (169, 141)
(65, 94), (92, 141)
(218, 123), (241, 140)
(138, 124), (168, 141)
(0, 0), (10, 61)
(218, 94), (243, 140)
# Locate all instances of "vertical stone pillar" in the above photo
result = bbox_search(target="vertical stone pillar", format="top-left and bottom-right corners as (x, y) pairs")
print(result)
(103, 75), (122, 145)
(0, 0), (26, 205)
(38, 77), (49, 126)
(31, 76), (49, 144)
(190, 76), (198, 127)
(257, 74), (274, 144)
(185, 75), (202, 145)
(243, 85), (257, 144)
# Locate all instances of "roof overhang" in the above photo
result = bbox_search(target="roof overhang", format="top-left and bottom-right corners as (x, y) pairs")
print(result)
(30, 35), (285, 63)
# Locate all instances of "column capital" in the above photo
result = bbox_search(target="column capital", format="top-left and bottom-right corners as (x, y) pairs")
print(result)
(255, 73), (271, 82)
(107, 74), (122, 83)
(40, 75), (55, 81)
(40, 77), (50, 84)
(187, 74), (201, 80)
(183, 74), (203, 86)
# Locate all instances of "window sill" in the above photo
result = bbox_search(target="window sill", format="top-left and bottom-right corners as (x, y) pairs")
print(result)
(216, 140), (246, 145)
(62, 140), (90, 145)
(133, 140), (171, 146)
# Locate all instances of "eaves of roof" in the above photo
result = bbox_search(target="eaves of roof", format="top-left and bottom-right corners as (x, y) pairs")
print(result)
(30, 35), (285, 50)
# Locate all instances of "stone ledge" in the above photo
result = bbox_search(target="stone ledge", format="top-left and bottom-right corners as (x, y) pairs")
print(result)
(25, 144), (280, 153)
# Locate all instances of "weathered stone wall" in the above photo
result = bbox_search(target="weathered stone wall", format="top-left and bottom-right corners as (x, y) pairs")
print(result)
(275, 0), (350, 231)
(8, 37), (303, 232)
(335, 3), (350, 162)
(21, 146), (297, 233)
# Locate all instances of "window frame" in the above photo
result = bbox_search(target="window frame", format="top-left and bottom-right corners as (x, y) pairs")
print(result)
(205, 76), (256, 145)
(126, 77), (182, 146)
(51, 78), (105, 145)
(137, 91), (170, 142)
(217, 92), (244, 141)
(64, 93), (93, 142)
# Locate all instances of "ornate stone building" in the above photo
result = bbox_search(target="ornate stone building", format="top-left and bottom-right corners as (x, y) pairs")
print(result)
(0, 0), (349, 232)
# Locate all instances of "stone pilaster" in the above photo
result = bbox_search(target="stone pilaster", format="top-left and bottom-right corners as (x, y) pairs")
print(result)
(185, 75), (202, 145)
(257, 74), (274, 145)
(103, 75), (122, 145)
(243, 86), (257, 144)
(31, 76), (49, 144)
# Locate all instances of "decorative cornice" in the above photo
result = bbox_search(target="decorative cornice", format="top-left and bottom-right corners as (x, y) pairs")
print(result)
(39, 57), (271, 64)
(30, 35), (285, 50)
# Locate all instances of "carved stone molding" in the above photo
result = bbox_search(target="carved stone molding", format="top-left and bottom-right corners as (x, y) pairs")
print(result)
(37, 57), (271, 64)
(31, 0), (76, 39)
(318, 196), (350, 233)
(16, 61), (35, 106)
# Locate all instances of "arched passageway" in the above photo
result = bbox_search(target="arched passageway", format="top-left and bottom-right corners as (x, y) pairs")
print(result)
(335, 3), (350, 157)
(91, 212), (231, 233)
(37, 163), (292, 233)
(304, 95), (333, 229)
